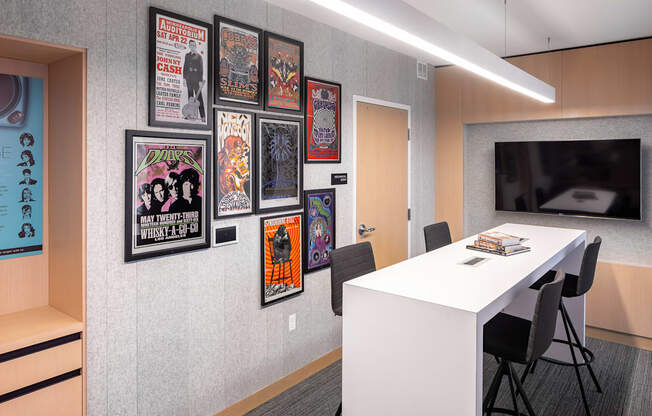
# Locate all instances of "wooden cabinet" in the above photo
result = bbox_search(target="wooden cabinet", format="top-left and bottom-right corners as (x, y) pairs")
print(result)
(0, 35), (86, 414)
(0, 375), (81, 416)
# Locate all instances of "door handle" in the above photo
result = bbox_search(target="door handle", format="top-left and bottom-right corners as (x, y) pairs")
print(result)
(358, 224), (376, 236)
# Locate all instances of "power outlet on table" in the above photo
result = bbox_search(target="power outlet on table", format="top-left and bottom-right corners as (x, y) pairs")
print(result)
(289, 313), (296, 332)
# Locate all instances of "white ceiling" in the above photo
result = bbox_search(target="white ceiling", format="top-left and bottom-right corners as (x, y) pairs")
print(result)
(404, 0), (652, 63)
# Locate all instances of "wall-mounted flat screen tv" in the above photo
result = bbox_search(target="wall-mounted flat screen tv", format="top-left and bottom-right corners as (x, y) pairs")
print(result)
(495, 139), (641, 220)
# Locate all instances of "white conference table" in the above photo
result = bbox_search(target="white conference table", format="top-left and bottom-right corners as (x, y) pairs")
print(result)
(342, 223), (587, 415)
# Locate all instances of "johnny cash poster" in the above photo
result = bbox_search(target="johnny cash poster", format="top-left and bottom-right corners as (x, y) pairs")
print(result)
(125, 130), (211, 262)
(149, 7), (213, 130)
(304, 78), (341, 163)
(215, 16), (262, 108)
(0, 74), (43, 259)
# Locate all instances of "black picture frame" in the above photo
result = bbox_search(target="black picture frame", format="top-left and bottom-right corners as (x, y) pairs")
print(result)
(303, 77), (342, 163)
(148, 7), (213, 130)
(302, 188), (336, 273)
(263, 31), (304, 115)
(125, 129), (211, 262)
(214, 15), (264, 109)
(214, 108), (256, 219)
(255, 115), (303, 214)
(260, 212), (304, 307)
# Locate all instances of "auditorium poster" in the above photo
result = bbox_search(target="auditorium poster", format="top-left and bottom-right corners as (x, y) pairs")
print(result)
(215, 15), (262, 108)
(148, 7), (213, 130)
(0, 74), (43, 259)
(125, 130), (211, 262)
(304, 78), (341, 163)
(260, 212), (303, 306)
(215, 110), (255, 218)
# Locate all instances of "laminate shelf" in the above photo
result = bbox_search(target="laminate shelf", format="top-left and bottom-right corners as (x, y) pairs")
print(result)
(0, 306), (83, 355)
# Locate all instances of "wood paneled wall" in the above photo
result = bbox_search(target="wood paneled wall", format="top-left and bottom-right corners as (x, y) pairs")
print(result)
(434, 38), (652, 338)
(434, 38), (652, 241)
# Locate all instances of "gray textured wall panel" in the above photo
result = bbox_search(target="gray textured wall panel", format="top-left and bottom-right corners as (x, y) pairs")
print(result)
(465, 115), (651, 266)
(0, 0), (436, 414)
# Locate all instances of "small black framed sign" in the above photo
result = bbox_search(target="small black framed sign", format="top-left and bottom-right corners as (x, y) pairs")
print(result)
(303, 188), (336, 273)
(263, 31), (304, 115)
(148, 7), (213, 130)
(214, 109), (256, 218)
(214, 15), (264, 109)
(255, 115), (303, 214)
(125, 130), (211, 262)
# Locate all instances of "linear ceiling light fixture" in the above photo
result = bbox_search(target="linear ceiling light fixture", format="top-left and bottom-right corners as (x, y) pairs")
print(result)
(306, 0), (555, 103)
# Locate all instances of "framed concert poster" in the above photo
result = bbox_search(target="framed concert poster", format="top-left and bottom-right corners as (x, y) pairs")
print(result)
(260, 212), (303, 306)
(148, 7), (213, 130)
(255, 116), (303, 214)
(303, 188), (336, 273)
(304, 78), (341, 163)
(125, 130), (211, 262)
(264, 32), (304, 114)
(214, 109), (255, 218)
(214, 15), (263, 108)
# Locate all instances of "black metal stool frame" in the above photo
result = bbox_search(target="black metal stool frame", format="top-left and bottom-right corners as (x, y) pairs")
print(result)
(522, 299), (602, 416)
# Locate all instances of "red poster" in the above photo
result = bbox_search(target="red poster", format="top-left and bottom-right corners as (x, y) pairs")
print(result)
(305, 78), (341, 163)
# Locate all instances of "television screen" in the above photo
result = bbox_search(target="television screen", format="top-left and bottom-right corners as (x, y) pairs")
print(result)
(495, 139), (641, 220)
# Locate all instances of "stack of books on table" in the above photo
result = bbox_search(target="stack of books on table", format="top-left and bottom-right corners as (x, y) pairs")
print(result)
(466, 231), (531, 256)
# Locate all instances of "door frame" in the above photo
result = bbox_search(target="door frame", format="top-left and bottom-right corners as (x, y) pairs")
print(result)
(352, 95), (412, 258)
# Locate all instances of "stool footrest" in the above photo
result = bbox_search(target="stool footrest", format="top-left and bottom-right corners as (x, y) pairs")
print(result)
(539, 338), (596, 367)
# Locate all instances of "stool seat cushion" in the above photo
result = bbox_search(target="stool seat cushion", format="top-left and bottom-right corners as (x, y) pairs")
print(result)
(484, 313), (531, 364)
(530, 270), (579, 297)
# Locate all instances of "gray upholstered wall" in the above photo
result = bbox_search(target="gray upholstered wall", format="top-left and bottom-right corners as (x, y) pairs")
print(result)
(1, 1), (435, 414)
(464, 115), (651, 267)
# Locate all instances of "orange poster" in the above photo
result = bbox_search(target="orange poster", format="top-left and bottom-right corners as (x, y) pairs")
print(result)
(261, 213), (303, 306)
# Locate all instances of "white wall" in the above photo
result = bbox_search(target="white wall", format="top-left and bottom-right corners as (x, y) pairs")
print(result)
(1, 1), (436, 414)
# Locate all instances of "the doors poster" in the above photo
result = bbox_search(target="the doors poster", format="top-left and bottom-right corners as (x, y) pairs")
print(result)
(256, 117), (302, 213)
(305, 78), (341, 163)
(215, 110), (254, 218)
(215, 16), (262, 108)
(0, 74), (43, 259)
(303, 189), (336, 273)
(264, 33), (303, 114)
(149, 7), (212, 130)
(261, 213), (303, 306)
(125, 130), (211, 262)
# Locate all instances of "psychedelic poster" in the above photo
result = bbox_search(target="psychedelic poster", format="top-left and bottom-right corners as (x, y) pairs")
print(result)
(265, 33), (303, 113)
(215, 110), (254, 217)
(216, 17), (262, 107)
(261, 213), (303, 306)
(305, 78), (341, 163)
(0, 74), (43, 259)
(256, 117), (302, 213)
(125, 130), (211, 261)
(303, 189), (335, 273)
(149, 7), (212, 130)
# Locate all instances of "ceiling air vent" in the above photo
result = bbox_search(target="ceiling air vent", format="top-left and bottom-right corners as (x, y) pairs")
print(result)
(417, 61), (428, 80)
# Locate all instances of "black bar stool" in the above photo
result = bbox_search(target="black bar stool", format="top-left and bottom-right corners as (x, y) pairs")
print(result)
(526, 236), (603, 416)
(483, 270), (566, 416)
(424, 221), (452, 252)
(330, 242), (377, 416)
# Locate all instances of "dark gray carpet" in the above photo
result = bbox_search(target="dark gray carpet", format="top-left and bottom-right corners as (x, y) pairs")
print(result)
(246, 338), (651, 415)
